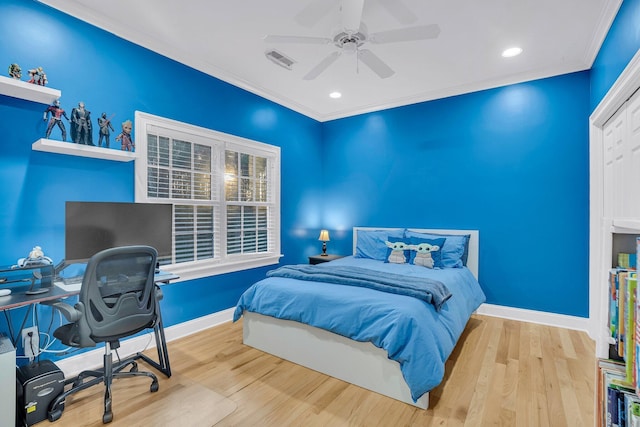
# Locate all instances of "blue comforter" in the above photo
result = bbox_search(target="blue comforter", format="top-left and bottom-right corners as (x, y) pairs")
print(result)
(233, 256), (486, 402)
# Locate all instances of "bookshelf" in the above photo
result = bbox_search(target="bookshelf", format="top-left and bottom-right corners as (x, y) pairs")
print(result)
(593, 63), (640, 424)
(0, 75), (60, 105)
(32, 139), (136, 162)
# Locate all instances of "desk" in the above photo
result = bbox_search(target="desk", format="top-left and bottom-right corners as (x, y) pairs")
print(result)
(0, 271), (179, 378)
(0, 286), (78, 311)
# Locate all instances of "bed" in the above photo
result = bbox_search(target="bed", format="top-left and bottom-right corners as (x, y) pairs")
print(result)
(233, 227), (485, 409)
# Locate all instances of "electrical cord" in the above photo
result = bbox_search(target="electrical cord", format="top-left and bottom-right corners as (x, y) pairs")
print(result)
(28, 331), (35, 361)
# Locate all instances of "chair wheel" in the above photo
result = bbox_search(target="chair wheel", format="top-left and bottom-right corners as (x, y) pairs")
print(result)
(73, 378), (83, 387)
(150, 381), (159, 393)
(130, 363), (138, 373)
(103, 411), (113, 423)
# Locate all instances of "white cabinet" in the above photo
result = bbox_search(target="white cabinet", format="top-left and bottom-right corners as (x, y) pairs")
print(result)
(603, 90), (640, 220)
(595, 87), (640, 359)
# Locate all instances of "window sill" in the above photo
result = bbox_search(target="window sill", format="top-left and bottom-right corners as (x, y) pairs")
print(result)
(161, 254), (283, 283)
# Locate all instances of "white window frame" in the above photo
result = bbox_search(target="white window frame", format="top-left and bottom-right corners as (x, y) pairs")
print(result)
(134, 111), (281, 282)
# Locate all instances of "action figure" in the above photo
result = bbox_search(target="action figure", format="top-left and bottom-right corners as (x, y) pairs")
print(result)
(116, 119), (134, 151)
(27, 66), (47, 86)
(97, 112), (115, 148)
(8, 63), (21, 79)
(71, 102), (93, 145)
(43, 99), (69, 141)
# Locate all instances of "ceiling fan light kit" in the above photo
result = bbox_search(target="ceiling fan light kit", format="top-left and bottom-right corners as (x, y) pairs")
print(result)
(264, 0), (440, 80)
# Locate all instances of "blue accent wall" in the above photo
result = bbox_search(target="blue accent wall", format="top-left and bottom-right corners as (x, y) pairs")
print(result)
(0, 0), (639, 359)
(321, 73), (591, 317)
(590, 0), (640, 110)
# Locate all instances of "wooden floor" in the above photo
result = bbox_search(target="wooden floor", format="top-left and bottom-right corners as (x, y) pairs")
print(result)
(51, 314), (595, 426)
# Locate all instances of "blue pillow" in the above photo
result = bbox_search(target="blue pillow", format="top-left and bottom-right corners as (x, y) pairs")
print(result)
(384, 237), (411, 264)
(404, 231), (470, 268)
(355, 229), (404, 261)
(408, 237), (446, 268)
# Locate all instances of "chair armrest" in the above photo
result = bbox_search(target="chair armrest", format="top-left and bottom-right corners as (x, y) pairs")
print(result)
(41, 300), (82, 322)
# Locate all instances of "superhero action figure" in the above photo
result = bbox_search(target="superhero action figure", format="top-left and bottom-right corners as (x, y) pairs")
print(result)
(71, 102), (93, 145)
(97, 113), (115, 148)
(116, 119), (134, 151)
(8, 63), (21, 79)
(43, 99), (69, 141)
(28, 66), (47, 86)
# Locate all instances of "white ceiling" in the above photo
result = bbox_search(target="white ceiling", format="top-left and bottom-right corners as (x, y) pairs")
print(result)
(39, 0), (621, 122)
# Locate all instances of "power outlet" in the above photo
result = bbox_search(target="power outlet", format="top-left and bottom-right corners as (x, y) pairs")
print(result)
(21, 326), (39, 361)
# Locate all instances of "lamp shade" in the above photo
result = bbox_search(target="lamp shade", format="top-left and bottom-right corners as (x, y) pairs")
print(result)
(318, 230), (330, 242)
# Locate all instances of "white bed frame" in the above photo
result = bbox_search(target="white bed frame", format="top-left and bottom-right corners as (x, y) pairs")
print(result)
(243, 227), (479, 409)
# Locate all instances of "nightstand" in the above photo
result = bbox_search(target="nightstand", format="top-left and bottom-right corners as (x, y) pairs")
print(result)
(308, 254), (344, 265)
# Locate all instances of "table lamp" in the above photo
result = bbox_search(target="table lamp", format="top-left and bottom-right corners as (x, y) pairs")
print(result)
(318, 229), (330, 256)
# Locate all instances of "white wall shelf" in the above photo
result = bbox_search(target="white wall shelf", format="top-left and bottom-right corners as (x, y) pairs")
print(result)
(32, 138), (136, 162)
(0, 75), (61, 105)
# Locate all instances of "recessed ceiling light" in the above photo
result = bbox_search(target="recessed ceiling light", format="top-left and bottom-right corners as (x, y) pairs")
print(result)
(329, 91), (342, 99)
(502, 47), (523, 58)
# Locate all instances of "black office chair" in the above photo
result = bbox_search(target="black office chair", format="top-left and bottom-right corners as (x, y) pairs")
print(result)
(45, 245), (160, 424)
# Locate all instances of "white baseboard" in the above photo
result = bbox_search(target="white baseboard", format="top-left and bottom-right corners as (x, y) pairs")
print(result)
(476, 303), (591, 334)
(55, 308), (235, 377)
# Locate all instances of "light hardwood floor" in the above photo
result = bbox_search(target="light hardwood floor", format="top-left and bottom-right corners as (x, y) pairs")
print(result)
(51, 314), (595, 426)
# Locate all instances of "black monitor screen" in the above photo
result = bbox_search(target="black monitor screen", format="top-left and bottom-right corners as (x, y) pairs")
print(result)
(65, 201), (173, 263)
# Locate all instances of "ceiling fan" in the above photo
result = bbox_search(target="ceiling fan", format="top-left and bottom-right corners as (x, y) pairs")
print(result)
(264, 0), (440, 80)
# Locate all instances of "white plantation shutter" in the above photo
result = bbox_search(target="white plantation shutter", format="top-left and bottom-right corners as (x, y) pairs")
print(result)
(224, 150), (273, 256)
(135, 112), (281, 281)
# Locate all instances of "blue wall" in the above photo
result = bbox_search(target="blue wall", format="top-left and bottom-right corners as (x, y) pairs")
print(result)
(321, 73), (591, 317)
(0, 0), (323, 357)
(590, 0), (640, 110)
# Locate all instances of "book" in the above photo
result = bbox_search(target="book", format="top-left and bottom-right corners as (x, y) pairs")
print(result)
(619, 253), (638, 269)
(620, 271), (629, 357)
(602, 367), (628, 427)
(627, 274), (638, 384)
(631, 401), (640, 427)
(637, 237), (640, 395)
(598, 360), (626, 427)
(626, 393), (640, 427)
(612, 270), (620, 341)
(608, 385), (619, 427)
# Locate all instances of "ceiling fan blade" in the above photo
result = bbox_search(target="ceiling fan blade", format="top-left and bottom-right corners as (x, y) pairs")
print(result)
(370, 24), (441, 44)
(264, 35), (332, 45)
(295, 0), (340, 27)
(377, 0), (418, 25)
(303, 51), (342, 80)
(358, 49), (394, 79)
(341, 0), (365, 32)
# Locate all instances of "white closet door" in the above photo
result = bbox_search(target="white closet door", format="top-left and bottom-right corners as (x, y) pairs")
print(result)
(603, 106), (626, 218)
(626, 90), (640, 217)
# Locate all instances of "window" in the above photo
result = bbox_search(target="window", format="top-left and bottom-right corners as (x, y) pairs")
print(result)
(135, 112), (281, 281)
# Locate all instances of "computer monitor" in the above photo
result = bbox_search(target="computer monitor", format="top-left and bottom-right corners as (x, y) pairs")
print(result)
(65, 201), (173, 264)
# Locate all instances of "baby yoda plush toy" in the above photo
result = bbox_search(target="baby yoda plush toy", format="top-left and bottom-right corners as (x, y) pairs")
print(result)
(409, 242), (441, 268)
(385, 240), (410, 264)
